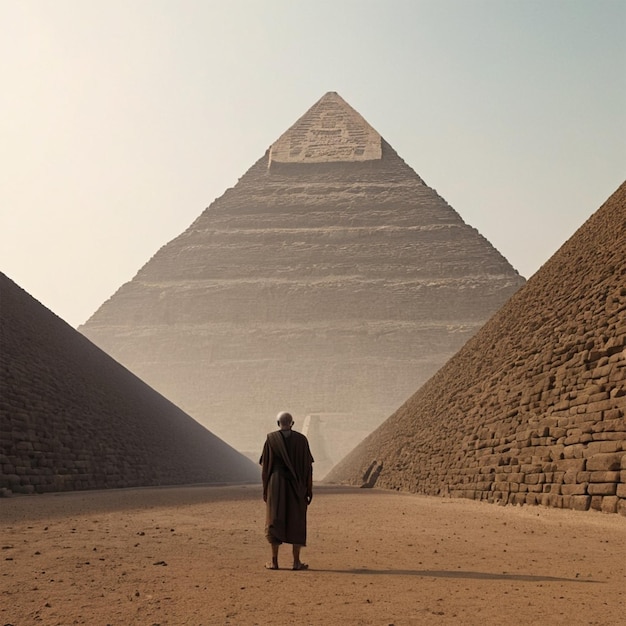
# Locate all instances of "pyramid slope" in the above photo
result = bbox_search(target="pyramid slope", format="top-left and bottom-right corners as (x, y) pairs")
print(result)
(327, 181), (626, 515)
(80, 92), (525, 461)
(0, 273), (259, 494)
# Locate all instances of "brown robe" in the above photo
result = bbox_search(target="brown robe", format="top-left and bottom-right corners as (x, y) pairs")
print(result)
(260, 430), (314, 546)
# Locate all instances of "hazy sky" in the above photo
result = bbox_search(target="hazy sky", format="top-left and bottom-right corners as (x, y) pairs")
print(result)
(2, 1), (625, 327)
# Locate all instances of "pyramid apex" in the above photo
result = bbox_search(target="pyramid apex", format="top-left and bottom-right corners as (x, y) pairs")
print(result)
(269, 92), (382, 165)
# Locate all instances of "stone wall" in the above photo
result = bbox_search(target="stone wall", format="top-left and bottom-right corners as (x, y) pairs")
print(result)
(0, 273), (260, 495)
(327, 181), (626, 515)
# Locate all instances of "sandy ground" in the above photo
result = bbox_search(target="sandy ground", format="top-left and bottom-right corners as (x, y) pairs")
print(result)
(1, 484), (624, 626)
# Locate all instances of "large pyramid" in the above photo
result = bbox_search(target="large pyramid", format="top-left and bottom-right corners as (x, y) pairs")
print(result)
(327, 182), (626, 515)
(0, 273), (259, 494)
(80, 92), (525, 461)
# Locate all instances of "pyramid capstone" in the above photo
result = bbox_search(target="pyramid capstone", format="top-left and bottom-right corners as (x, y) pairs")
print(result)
(269, 92), (382, 163)
(79, 92), (525, 463)
(327, 181), (626, 515)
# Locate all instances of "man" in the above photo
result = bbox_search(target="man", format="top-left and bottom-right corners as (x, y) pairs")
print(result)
(260, 411), (314, 570)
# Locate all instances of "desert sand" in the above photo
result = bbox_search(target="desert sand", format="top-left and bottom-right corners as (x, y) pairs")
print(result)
(1, 484), (624, 625)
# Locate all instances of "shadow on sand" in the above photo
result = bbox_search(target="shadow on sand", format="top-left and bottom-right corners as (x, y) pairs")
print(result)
(309, 569), (601, 583)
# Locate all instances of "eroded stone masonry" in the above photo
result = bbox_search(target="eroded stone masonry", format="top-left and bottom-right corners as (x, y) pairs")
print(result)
(0, 274), (259, 495)
(328, 181), (626, 515)
(80, 92), (524, 461)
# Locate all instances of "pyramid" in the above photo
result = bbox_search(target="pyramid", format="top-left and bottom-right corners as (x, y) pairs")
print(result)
(327, 182), (626, 515)
(0, 273), (259, 494)
(79, 92), (525, 461)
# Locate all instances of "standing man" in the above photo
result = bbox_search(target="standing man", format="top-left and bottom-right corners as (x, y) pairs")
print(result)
(260, 411), (314, 570)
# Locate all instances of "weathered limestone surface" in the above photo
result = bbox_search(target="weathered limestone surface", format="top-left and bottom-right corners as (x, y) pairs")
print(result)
(80, 92), (524, 459)
(0, 273), (259, 495)
(327, 182), (626, 515)
(270, 91), (382, 163)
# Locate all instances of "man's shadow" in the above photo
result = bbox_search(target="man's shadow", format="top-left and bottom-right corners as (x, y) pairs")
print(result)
(309, 568), (600, 583)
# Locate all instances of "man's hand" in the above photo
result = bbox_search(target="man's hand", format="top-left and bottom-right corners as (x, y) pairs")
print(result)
(306, 493), (313, 505)
(263, 491), (267, 503)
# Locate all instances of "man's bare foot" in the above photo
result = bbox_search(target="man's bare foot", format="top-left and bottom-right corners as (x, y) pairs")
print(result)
(265, 557), (279, 570)
(292, 562), (308, 571)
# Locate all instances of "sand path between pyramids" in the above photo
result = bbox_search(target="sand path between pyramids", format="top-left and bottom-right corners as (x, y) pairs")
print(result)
(1, 484), (624, 626)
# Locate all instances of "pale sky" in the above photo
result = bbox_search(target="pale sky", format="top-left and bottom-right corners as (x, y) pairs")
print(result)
(1, 0), (624, 327)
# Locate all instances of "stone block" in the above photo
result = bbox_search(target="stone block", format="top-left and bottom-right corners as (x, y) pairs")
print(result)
(587, 482), (617, 496)
(591, 364), (613, 379)
(550, 427), (567, 439)
(13, 484), (35, 494)
(616, 483), (626, 498)
(618, 499), (626, 517)
(564, 444), (585, 459)
(524, 473), (545, 485)
(603, 408), (624, 421)
(588, 391), (610, 403)
(570, 394), (590, 407)
(549, 494), (564, 508)
(598, 441), (622, 452)
(609, 385), (626, 399)
(3, 474), (21, 486)
(601, 496), (619, 513)
(592, 431), (626, 442)
(588, 470), (621, 483)
(555, 458), (586, 472)
(525, 494), (539, 505)
(584, 442), (605, 456)
(586, 452), (623, 471)
(511, 493), (526, 505)
(570, 495), (591, 511)
(590, 495), (604, 510)
(563, 470), (578, 484)
(474, 481), (492, 491)
(520, 463), (543, 474)
(561, 483), (588, 496)
(592, 416), (624, 432)
(549, 445), (565, 460)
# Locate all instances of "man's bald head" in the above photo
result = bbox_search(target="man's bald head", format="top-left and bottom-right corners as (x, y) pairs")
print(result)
(276, 411), (294, 430)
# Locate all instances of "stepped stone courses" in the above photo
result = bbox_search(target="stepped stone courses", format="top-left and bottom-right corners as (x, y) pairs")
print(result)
(80, 92), (524, 458)
(0, 273), (259, 495)
(327, 182), (626, 515)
